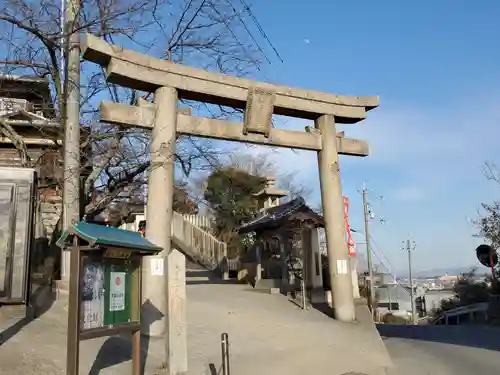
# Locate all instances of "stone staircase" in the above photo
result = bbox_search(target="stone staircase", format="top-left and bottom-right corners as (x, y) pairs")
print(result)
(120, 211), (228, 277)
(171, 211), (228, 277)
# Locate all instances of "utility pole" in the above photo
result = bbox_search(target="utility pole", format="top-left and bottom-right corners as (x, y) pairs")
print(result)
(60, 0), (65, 95)
(61, 0), (81, 281)
(362, 183), (375, 316)
(405, 239), (417, 324)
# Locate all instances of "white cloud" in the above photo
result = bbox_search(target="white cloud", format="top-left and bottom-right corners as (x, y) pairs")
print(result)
(260, 92), (500, 201)
(199, 93), (500, 269)
(203, 91), (500, 220)
(346, 94), (500, 168)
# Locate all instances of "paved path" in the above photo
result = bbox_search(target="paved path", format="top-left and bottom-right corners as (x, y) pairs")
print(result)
(185, 267), (392, 375)
(379, 325), (500, 375)
(0, 264), (392, 374)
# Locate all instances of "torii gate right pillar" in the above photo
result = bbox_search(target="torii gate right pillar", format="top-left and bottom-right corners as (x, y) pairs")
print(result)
(316, 114), (355, 321)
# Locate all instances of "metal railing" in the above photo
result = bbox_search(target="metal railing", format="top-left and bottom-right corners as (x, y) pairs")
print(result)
(119, 212), (228, 277)
(432, 302), (489, 325)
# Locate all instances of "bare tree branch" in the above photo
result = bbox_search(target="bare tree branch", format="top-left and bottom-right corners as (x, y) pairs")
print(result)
(0, 116), (30, 165)
(0, 0), (266, 222)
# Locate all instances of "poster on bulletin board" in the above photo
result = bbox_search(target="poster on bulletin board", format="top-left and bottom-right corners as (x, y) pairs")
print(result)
(81, 260), (105, 330)
(109, 272), (126, 312)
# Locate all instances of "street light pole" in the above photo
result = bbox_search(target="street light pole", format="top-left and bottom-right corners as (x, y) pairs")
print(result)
(405, 239), (417, 324)
(61, 0), (81, 280)
(362, 183), (375, 316)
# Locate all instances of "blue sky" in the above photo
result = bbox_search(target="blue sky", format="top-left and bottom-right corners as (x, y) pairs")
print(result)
(236, 0), (500, 273)
(5, 1), (498, 273)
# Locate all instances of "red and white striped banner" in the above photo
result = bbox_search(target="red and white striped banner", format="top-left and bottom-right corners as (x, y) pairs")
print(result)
(343, 196), (356, 257)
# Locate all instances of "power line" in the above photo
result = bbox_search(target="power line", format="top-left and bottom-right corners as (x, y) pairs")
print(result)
(368, 237), (416, 301)
(369, 234), (397, 275)
(237, 0), (284, 63)
(357, 217), (415, 296)
(223, 0), (273, 65)
(207, 0), (252, 68)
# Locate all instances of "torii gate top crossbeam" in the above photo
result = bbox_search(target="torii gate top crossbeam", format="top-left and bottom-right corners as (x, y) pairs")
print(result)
(82, 34), (379, 123)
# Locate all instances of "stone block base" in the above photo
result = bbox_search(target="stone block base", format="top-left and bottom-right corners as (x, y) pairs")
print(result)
(309, 288), (328, 304)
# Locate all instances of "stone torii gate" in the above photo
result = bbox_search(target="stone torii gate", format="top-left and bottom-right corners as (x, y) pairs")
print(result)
(81, 33), (378, 375)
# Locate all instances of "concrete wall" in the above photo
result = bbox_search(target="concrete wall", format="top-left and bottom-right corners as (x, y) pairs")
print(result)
(424, 291), (455, 312)
(488, 295), (500, 324)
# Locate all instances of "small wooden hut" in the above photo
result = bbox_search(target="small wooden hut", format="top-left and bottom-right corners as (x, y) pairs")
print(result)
(238, 195), (325, 296)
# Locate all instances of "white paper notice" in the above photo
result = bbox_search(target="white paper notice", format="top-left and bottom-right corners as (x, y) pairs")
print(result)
(151, 258), (164, 276)
(336, 259), (348, 275)
(109, 272), (126, 312)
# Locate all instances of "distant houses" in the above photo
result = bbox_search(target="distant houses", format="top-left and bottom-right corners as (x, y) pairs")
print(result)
(360, 271), (457, 320)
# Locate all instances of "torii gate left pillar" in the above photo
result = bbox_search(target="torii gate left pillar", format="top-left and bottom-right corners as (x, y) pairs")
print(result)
(142, 86), (188, 373)
(81, 33), (379, 375)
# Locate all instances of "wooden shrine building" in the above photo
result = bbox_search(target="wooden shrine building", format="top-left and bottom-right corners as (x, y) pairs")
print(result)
(238, 190), (325, 297)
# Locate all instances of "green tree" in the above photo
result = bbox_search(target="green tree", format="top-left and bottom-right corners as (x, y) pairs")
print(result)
(477, 200), (500, 251)
(204, 167), (266, 238)
(473, 161), (500, 277)
(200, 151), (308, 257)
(382, 313), (410, 325)
(431, 268), (491, 317)
(173, 182), (199, 215)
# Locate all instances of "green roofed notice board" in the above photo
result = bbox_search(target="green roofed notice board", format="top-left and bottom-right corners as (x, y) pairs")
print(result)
(57, 221), (162, 375)
(56, 220), (162, 253)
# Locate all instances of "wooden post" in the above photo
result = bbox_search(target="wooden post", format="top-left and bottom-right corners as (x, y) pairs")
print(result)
(279, 242), (287, 294)
(131, 261), (141, 375)
(222, 243), (229, 280)
(301, 228), (313, 289)
(132, 331), (141, 375)
(255, 244), (262, 285)
(66, 239), (81, 375)
(310, 228), (323, 289)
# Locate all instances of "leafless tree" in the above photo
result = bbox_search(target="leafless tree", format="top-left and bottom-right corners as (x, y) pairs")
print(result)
(0, 0), (265, 219)
(473, 161), (500, 250)
(482, 161), (500, 184)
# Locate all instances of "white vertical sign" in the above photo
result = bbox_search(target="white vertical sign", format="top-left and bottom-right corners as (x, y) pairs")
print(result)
(151, 258), (164, 276)
(336, 259), (348, 275)
(109, 272), (126, 312)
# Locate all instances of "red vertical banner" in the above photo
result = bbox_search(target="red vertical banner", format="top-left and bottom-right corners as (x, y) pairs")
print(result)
(343, 196), (356, 257)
